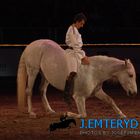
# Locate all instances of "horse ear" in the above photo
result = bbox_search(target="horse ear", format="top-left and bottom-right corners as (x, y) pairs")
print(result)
(125, 59), (130, 67)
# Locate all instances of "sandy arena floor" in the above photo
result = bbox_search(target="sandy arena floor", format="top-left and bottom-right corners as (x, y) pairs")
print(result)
(0, 87), (140, 140)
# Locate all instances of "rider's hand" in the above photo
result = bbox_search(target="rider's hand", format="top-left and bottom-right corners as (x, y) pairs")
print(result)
(81, 56), (90, 65)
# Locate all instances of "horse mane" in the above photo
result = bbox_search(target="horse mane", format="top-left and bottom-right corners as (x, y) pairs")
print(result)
(88, 55), (125, 72)
(89, 55), (124, 65)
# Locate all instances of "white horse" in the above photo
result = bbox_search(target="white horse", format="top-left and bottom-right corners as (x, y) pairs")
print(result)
(17, 39), (137, 118)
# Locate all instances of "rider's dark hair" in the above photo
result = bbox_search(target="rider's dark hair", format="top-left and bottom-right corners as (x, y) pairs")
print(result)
(73, 13), (87, 23)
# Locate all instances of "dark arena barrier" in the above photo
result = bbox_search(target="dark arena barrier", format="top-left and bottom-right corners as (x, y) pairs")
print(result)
(0, 43), (140, 76)
(0, 43), (140, 91)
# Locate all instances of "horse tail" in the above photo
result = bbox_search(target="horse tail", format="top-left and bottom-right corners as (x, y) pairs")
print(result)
(17, 52), (27, 112)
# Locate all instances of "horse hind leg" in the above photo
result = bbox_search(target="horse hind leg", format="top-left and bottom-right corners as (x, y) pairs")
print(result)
(39, 74), (55, 114)
(26, 67), (39, 118)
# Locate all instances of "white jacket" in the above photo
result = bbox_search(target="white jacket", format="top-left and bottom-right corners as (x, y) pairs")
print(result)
(65, 25), (86, 73)
(65, 25), (85, 59)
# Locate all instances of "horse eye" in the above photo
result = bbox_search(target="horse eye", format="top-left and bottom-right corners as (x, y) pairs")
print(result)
(129, 74), (133, 78)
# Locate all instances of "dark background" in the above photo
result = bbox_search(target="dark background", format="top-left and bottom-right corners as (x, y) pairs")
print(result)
(0, 0), (140, 43)
(0, 0), (140, 94)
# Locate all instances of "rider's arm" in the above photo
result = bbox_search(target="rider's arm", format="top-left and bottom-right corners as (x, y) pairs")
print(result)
(65, 26), (83, 49)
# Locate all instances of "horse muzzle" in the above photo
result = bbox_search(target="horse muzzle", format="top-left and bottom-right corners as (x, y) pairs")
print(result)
(127, 91), (137, 97)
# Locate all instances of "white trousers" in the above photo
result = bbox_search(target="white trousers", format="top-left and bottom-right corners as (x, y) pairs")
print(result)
(65, 49), (85, 74)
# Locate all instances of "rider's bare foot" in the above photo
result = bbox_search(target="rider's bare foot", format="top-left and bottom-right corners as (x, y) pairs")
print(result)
(82, 56), (90, 65)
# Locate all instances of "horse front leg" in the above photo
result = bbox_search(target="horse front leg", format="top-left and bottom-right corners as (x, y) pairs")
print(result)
(95, 88), (126, 118)
(66, 95), (87, 118)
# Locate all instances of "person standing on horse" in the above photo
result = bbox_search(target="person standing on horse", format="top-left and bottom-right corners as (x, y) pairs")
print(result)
(64, 13), (90, 103)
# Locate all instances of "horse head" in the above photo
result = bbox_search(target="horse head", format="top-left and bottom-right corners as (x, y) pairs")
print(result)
(114, 59), (137, 97)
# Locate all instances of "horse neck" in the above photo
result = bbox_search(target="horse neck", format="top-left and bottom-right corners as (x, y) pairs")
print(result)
(89, 56), (125, 80)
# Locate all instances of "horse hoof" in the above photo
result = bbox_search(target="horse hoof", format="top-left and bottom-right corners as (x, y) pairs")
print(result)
(77, 114), (87, 119)
(117, 114), (127, 119)
(47, 110), (56, 115)
(29, 112), (37, 118)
